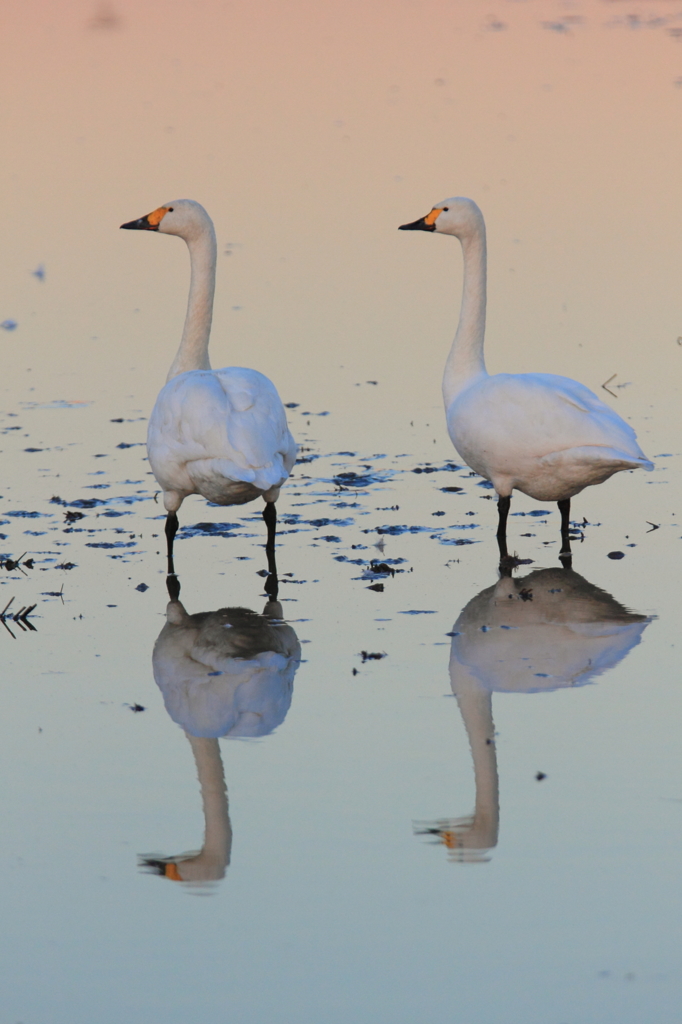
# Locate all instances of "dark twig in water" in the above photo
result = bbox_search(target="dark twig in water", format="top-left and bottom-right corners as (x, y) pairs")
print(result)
(601, 374), (618, 399)
(2, 553), (28, 575)
(0, 598), (36, 637)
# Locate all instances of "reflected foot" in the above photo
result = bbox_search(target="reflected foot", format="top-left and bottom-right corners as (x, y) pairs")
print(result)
(498, 552), (533, 577)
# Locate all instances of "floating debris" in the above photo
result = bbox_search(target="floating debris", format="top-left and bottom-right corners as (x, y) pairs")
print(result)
(179, 522), (242, 538)
(0, 597), (37, 637)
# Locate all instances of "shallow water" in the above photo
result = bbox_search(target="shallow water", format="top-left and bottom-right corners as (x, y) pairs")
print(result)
(1, 1), (681, 1021)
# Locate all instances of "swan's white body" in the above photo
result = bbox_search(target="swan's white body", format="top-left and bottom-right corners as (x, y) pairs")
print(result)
(401, 198), (652, 502)
(148, 366), (295, 510)
(123, 200), (297, 516)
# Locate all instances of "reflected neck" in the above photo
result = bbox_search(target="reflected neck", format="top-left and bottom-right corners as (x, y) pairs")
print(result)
(442, 222), (488, 408)
(455, 686), (499, 850)
(187, 734), (232, 872)
(166, 225), (217, 381)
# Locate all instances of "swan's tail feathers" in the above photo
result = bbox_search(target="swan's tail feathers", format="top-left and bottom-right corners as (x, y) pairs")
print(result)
(536, 444), (654, 494)
(583, 446), (654, 473)
(186, 456), (290, 505)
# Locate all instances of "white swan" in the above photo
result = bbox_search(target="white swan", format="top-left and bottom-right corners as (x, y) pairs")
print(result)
(400, 199), (653, 556)
(121, 200), (297, 575)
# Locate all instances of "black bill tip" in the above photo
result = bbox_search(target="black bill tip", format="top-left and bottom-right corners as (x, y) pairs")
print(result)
(120, 215), (157, 231)
(399, 217), (435, 232)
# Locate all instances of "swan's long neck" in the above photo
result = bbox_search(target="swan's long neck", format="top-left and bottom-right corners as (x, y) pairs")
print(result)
(442, 220), (488, 408)
(166, 223), (217, 382)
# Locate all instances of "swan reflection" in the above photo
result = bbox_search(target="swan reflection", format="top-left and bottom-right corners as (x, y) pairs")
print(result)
(416, 566), (652, 863)
(140, 582), (301, 887)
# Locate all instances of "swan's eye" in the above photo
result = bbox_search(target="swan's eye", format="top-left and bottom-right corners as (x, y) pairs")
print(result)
(167, 207), (174, 212)
(442, 207), (449, 211)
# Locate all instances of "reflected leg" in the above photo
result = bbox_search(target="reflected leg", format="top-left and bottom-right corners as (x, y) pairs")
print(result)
(558, 498), (572, 566)
(166, 573), (181, 602)
(165, 511), (179, 577)
(264, 572), (279, 601)
(262, 501), (278, 584)
(496, 495), (511, 561)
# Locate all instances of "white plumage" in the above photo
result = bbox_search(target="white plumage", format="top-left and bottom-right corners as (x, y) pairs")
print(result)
(121, 199), (296, 573)
(148, 367), (295, 509)
(400, 198), (653, 555)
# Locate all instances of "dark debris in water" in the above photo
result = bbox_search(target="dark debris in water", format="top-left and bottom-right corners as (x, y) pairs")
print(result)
(86, 541), (136, 549)
(179, 522), (242, 538)
(332, 470), (392, 488)
(0, 597), (37, 637)
(511, 509), (552, 517)
(411, 463), (461, 474)
(369, 524), (432, 536)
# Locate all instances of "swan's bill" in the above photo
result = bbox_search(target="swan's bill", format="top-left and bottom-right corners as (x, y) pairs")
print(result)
(399, 207), (442, 231)
(120, 205), (170, 231)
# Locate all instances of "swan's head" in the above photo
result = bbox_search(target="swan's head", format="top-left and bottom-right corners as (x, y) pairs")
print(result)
(120, 199), (214, 241)
(400, 197), (483, 238)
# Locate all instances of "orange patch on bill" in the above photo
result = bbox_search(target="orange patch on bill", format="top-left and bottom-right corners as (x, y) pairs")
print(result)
(424, 207), (443, 227)
(441, 831), (459, 849)
(165, 862), (183, 881)
(147, 206), (169, 227)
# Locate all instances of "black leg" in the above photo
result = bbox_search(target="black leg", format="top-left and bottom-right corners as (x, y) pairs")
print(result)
(558, 498), (572, 567)
(165, 511), (179, 577)
(262, 501), (278, 581)
(496, 495), (511, 561)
